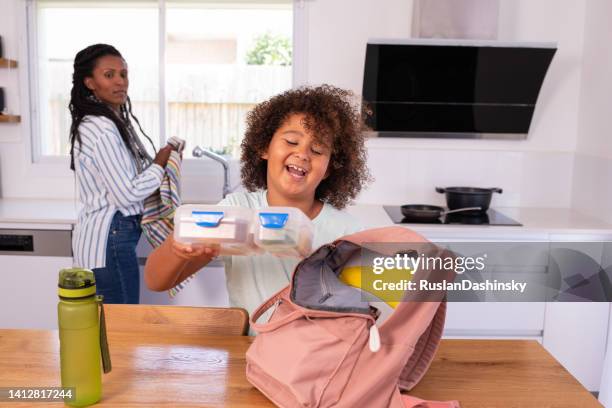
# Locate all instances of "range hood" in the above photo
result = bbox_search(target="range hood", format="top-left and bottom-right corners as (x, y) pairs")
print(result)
(362, 39), (557, 139)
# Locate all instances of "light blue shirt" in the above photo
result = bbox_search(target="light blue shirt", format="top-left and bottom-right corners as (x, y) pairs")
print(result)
(218, 189), (363, 317)
(72, 115), (164, 269)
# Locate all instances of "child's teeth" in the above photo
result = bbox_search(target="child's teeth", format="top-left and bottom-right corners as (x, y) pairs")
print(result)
(287, 164), (306, 176)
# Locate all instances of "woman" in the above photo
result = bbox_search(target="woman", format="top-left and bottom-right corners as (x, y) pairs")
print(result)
(69, 43), (174, 304)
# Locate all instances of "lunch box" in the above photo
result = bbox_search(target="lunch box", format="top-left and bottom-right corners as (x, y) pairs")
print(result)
(174, 205), (261, 255)
(253, 207), (314, 258)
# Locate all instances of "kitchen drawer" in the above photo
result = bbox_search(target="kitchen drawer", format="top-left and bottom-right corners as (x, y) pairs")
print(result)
(443, 302), (545, 337)
(442, 241), (550, 267)
(0, 255), (73, 329)
(0, 227), (73, 329)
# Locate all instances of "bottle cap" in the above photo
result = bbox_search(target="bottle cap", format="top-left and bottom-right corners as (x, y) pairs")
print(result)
(58, 268), (96, 298)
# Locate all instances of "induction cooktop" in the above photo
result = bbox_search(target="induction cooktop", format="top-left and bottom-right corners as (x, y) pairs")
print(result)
(383, 206), (522, 226)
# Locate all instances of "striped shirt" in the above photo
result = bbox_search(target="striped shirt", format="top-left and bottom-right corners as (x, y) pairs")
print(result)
(72, 115), (164, 269)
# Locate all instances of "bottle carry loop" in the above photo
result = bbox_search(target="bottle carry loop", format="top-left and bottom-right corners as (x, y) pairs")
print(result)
(96, 295), (112, 374)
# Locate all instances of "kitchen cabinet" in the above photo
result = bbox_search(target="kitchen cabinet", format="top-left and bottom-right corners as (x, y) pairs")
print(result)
(444, 303), (545, 338)
(0, 226), (73, 330)
(344, 202), (612, 393)
(0, 200), (78, 329)
(416, 230), (611, 392)
(422, 232), (549, 339)
(542, 237), (611, 392)
(138, 263), (229, 307)
(136, 237), (229, 307)
(0, 255), (72, 329)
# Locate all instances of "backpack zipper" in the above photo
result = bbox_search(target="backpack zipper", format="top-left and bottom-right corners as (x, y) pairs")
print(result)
(317, 243), (337, 304)
(310, 241), (381, 352)
(369, 324), (381, 353)
(318, 262), (332, 304)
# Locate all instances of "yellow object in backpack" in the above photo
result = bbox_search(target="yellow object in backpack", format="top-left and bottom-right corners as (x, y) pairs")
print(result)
(339, 265), (415, 309)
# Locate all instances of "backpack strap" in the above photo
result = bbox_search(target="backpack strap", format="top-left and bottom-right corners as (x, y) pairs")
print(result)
(397, 300), (447, 391)
(250, 287), (304, 333)
(395, 247), (455, 390)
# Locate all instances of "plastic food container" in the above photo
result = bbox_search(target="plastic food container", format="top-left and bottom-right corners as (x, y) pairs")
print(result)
(254, 207), (314, 258)
(174, 205), (260, 255)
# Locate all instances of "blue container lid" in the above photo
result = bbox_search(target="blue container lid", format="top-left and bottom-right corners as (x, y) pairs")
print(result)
(193, 211), (225, 228)
(259, 212), (289, 229)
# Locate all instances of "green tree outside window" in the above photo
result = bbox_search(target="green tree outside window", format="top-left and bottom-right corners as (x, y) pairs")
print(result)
(245, 32), (292, 66)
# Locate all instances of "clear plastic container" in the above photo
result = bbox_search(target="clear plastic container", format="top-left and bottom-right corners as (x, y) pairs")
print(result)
(254, 207), (314, 258)
(174, 205), (261, 255)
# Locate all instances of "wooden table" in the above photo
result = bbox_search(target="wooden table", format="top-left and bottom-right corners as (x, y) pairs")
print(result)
(0, 329), (601, 407)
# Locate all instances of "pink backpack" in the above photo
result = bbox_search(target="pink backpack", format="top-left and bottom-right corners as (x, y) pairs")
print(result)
(246, 226), (461, 408)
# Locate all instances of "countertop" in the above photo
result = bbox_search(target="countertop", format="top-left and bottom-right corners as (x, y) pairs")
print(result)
(1, 198), (612, 236)
(347, 204), (612, 237)
(0, 329), (601, 407)
(0, 198), (78, 230)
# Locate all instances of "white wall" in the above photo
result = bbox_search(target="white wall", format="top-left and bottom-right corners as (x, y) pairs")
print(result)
(0, 1), (73, 199)
(572, 0), (612, 224)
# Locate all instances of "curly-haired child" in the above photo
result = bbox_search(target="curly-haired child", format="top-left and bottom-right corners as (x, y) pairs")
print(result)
(144, 85), (371, 316)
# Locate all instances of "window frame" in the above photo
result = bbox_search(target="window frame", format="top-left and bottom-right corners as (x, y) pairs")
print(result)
(24, 0), (307, 172)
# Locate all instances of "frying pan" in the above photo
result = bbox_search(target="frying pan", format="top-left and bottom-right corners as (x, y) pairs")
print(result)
(401, 205), (482, 222)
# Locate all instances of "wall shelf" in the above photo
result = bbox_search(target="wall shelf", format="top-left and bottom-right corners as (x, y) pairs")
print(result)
(0, 58), (18, 69)
(0, 115), (21, 123)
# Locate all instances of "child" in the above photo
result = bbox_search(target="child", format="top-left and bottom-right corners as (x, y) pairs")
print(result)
(144, 85), (371, 316)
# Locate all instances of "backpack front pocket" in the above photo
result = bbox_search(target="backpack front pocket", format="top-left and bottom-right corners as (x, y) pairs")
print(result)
(246, 300), (370, 408)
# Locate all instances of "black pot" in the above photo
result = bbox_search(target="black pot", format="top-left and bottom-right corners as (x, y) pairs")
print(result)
(435, 187), (503, 211)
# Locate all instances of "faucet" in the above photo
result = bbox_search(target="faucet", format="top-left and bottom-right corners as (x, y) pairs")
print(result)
(192, 146), (232, 198)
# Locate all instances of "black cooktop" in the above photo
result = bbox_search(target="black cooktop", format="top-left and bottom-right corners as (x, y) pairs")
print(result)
(383, 206), (522, 226)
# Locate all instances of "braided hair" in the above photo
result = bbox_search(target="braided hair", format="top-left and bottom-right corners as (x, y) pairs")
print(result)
(69, 43), (156, 171)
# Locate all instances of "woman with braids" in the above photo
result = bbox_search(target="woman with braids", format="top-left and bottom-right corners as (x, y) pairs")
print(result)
(145, 85), (371, 318)
(70, 43), (174, 304)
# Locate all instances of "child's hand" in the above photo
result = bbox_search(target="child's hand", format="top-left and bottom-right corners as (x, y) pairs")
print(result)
(172, 239), (220, 261)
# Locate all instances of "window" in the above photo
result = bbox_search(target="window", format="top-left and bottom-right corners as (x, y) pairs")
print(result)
(166, 2), (293, 157)
(32, 1), (160, 157)
(30, 0), (294, 160)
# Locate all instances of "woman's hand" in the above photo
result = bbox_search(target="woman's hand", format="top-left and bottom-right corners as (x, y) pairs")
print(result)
(171, 239), (221, 261)
(153, 144), (174, 167)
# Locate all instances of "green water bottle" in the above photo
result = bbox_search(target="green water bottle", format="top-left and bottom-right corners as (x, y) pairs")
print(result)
(57, 268), (111, 407)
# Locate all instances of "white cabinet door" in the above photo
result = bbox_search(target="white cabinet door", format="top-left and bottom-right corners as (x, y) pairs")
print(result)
(139, 263), (229, 307)
(0, 255), (73, 329)
(444, 302), (545, 338)
(137, 237), (229, 307)
(541, 239), (611, 391)
(543, 302), (608, 391)
(423, 236), (549, 338)
(419, 230), (611, 391)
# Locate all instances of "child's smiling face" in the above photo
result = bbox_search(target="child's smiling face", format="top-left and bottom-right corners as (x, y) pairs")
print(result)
(262, 113), (332, 202)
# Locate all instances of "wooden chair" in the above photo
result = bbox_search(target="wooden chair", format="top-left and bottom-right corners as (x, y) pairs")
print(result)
(103, 304), (249, 336)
